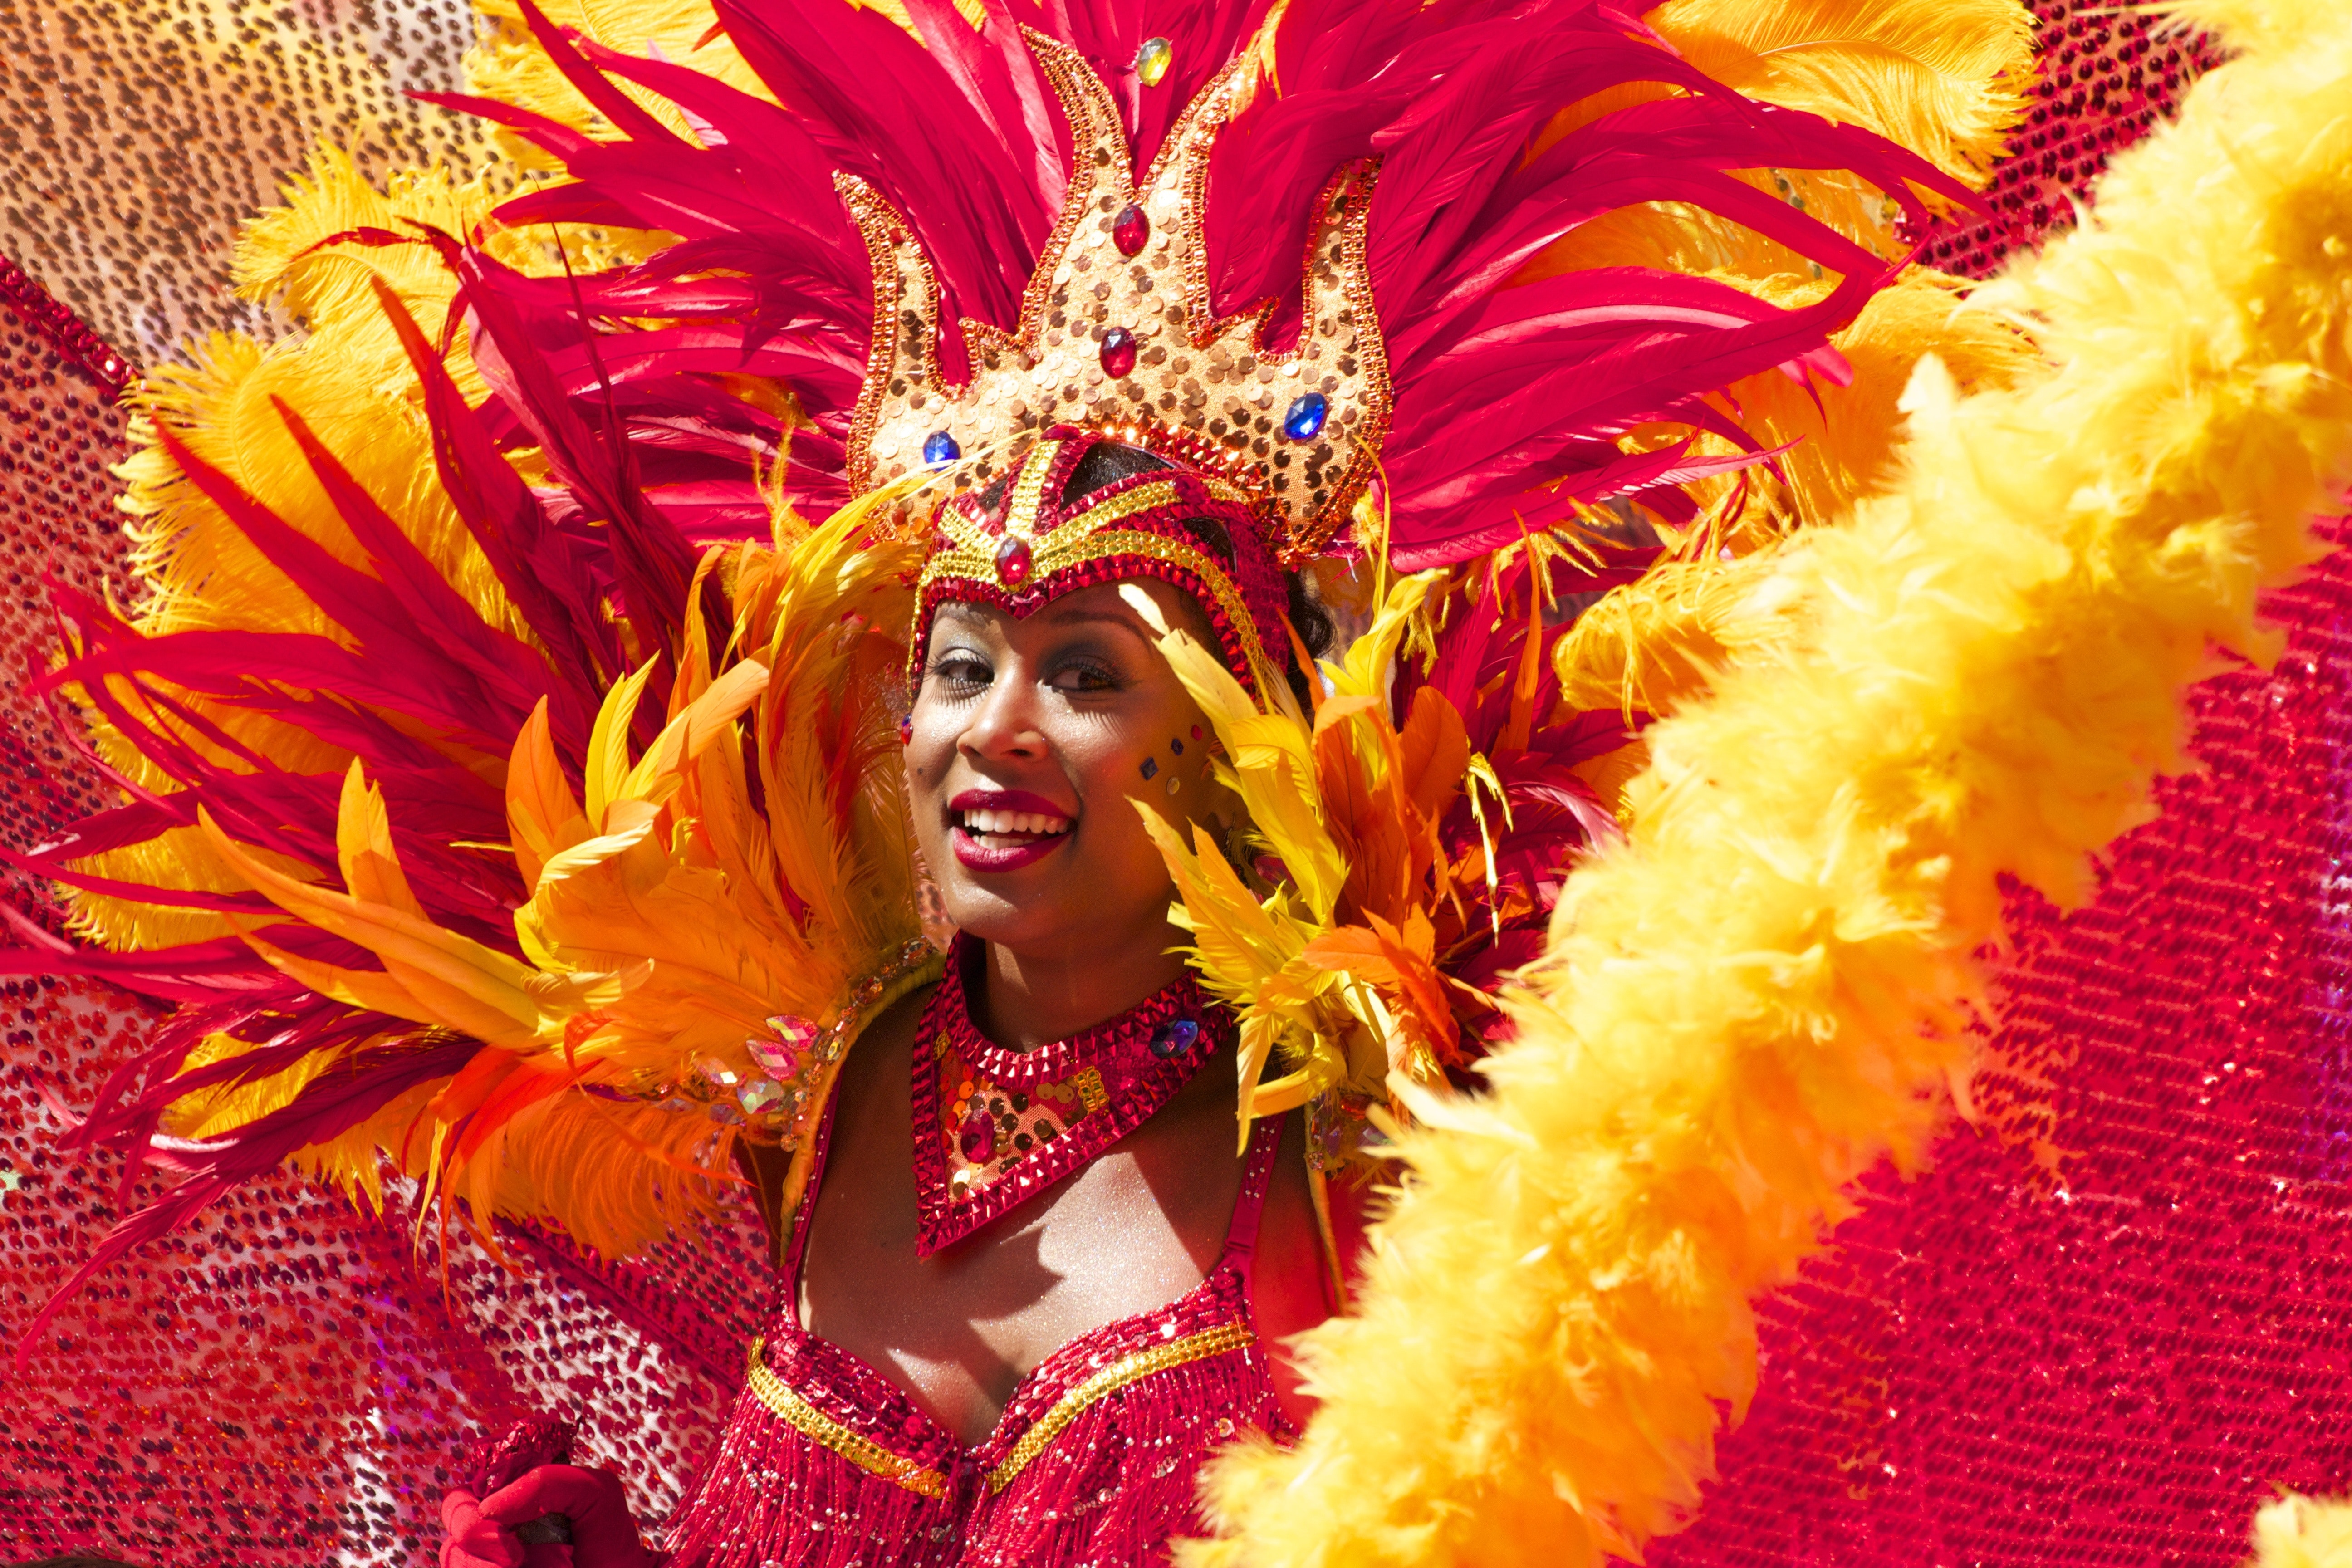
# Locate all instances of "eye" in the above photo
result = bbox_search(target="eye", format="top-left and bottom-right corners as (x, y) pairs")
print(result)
(927, 650), (992, 693)
(1045, 656), (1124, 693)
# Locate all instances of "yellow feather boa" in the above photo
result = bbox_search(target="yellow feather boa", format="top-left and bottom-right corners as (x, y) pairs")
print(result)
(1186, 2), (2352, 1562)
(2249, 1495), (2352, 1568)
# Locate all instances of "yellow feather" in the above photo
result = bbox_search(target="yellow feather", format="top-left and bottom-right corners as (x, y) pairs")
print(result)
(1650, 0), (2036, 189)
(1121, 583), (1348, 919)
(234, 928), (441, 1027)
(163, 1029), (356, 1141)
(2244, 1495), (2352, 1568)
(506, 700), (590, 892)
(200, 801), (621, 1049)
(584, 661), (660, 826)
(334, 760), (425, 918)
(616, 657), (772, 809)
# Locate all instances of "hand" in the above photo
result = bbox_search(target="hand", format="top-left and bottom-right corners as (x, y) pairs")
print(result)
(440, 1465), (655, 1568)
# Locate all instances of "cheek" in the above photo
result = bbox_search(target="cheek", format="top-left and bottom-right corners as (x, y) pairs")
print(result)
(902, 700), (958, 808)
(1066, 709), (1206, 838)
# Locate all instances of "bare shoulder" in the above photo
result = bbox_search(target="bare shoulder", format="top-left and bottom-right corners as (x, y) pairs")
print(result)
(843, 977), (939, 1084)
(740, 978), (937, 1260)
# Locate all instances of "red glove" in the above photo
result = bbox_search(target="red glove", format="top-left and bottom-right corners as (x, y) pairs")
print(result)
(440, 1465), (655, 1568)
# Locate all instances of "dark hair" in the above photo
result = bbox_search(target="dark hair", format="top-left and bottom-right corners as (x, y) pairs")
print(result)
(1062, 438), (1171, 503)
(1282, 570), (1335, 712)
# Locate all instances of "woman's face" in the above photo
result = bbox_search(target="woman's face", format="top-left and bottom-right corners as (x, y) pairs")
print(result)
(905, 579), (1234, 964)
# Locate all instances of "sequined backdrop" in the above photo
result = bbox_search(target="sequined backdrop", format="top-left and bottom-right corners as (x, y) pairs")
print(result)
(3, 4), (2340, 1566)
(0, 0), (489, 361)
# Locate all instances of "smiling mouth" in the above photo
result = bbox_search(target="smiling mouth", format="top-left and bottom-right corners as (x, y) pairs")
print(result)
(953, 807), (1073, 850)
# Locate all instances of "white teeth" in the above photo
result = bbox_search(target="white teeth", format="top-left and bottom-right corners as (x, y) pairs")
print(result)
(958, 807), (1070, 837)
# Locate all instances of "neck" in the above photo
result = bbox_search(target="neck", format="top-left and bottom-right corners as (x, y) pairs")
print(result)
(971, 928), (1189, 1051)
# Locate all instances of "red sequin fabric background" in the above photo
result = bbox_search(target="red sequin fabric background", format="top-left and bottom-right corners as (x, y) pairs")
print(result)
(2, 5), (2339, 1565)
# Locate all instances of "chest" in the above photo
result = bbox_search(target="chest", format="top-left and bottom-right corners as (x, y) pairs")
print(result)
(794, 1015), (1249, 1442)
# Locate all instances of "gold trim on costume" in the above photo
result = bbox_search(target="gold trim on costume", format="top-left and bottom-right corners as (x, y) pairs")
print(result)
(747, 1319), (1256, 1500)
(1004, 436), (1069, 534)
(745, 1337), (952, 1499)
(984, 1321), (1256, 1492)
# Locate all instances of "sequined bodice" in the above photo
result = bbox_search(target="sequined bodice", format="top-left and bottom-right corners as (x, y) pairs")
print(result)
(659, 1103), (1294, 1567)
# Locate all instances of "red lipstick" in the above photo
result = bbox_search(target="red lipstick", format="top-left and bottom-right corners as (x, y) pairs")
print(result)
(947, 787), (1076, 872)
(951, 833), (1065, 871)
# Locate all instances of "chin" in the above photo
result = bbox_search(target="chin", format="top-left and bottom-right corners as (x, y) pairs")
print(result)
(934, 859), (1068, 938)
(939, 893), (1075, 959)
(935, 869), (1162, 962)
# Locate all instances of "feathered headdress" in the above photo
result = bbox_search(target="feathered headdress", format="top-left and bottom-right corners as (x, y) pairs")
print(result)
(448, 0), (1973, 563)
(5, 0), (2027, 1356)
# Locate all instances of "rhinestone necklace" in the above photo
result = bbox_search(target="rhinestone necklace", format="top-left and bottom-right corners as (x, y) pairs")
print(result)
(909, 935), (1228, 1256)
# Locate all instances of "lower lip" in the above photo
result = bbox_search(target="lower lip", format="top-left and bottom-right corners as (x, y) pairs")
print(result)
(950, 826), (1071, 872)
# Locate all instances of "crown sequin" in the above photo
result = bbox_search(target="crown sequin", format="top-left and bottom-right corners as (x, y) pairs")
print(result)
(843, 32), (1391, 564)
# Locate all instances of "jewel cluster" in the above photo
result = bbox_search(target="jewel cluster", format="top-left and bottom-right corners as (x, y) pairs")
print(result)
(627, 938), (938, 1147)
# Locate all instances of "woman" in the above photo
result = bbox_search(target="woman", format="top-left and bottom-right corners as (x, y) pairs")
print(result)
(437, 430), (1365, 1565)
(9, 0), (2016, 1561)
(666, 436), (1347, 1561)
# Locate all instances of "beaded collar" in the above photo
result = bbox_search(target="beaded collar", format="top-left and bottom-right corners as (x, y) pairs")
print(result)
(910, 935), (1229, 1257)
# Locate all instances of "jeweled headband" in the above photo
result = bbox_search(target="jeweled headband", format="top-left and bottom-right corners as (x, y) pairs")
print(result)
(910, 425), (1289, 696)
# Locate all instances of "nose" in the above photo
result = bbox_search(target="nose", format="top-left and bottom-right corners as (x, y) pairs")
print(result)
(960, 665), (1047, 763)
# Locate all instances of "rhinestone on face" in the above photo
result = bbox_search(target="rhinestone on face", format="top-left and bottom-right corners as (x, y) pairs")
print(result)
(994, 534), (1034, 585)
(1149, 1018), (1201, 1059)
(1134, 35), (1173, 86)
(1283, 392), (1330, 440)
(1099, 326), (1137, 379)
(959, 1105), (997, 1164)
(922, 430), (960, 467)
(1112, 204), (1149, 256)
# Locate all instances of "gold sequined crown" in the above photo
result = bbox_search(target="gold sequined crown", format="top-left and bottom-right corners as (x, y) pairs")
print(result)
(842, 32), (1390, 564)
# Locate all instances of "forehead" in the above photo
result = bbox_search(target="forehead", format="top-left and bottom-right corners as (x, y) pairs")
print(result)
(929, 579), (1210, 642)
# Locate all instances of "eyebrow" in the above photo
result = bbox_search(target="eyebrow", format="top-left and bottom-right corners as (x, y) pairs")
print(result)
(930, 600), (1152, 639)
(1036, 606), (1147, 631)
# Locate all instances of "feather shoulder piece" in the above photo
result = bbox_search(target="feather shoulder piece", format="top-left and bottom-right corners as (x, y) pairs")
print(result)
(4, 236), (936, 1351)
(1130, 532), (1641, 1170)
